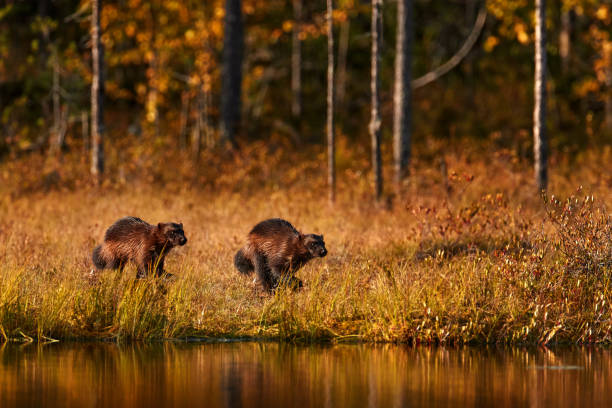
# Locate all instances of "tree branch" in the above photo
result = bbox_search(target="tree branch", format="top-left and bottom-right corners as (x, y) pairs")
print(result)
(412, 5), (487, 89)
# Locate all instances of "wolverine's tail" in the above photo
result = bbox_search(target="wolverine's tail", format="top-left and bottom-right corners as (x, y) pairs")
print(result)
(234, 249), (254, 275)
(92, 245), (107, 269)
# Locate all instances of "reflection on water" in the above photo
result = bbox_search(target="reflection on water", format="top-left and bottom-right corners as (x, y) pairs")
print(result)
(1, 342), (611, 408)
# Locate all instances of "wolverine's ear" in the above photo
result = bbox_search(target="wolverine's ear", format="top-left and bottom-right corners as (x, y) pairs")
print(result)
(179, 223), (183, 229)
(158, 223), (164, 230)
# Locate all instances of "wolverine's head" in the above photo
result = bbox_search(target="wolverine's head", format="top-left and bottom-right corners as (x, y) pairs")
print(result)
(303, 234), (327, 258)
(159, 222), (187, 247)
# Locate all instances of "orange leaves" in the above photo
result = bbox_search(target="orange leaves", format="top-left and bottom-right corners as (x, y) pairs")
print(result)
(483, 36), (500, 52)
(595, 4), (610, 22)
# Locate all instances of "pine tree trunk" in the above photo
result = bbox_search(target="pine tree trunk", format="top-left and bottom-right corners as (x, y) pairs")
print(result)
(534, 0), (548, 191)
(221, 0), (243, 146)
(90, 0), (104, 179)
(326, 0), (336, 204)
(370, 0), (383, 200)
(291, 0), (302, 119)
(393, 0), (412, 190)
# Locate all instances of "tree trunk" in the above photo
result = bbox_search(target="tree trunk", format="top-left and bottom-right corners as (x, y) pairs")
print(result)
(291, 0), (302, 119)
(559, 6), (571, 74)
(370, 0), (383, 201)
(393, 0), (412, 190)
(336, 17), (350, 106)
(91, 0), (104, 179)
(221, 0), (243, 146)
(534, 0), (548, 191)
(326, 0), (336, 204)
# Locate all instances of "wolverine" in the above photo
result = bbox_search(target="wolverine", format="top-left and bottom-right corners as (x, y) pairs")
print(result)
(234, 218), (327, 292)
(92, 216), (187, 278)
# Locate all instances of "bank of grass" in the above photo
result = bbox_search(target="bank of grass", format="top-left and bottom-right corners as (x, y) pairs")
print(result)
(0, 141), (610, 344)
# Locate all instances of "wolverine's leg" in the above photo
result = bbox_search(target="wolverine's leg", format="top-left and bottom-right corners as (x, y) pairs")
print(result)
(136, 252), (151, 279)
(253, 253), (272, 292)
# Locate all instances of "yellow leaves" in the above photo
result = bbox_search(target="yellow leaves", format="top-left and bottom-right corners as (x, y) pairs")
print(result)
(596, 5), (609, 21)
(483, 36), (499, 52)
(514, 22), (529, 45)
(333, 9), (348, 23)
(211, 21), (223, 38)
(184, 29), (195, 41)
(282, 20), (293, 33)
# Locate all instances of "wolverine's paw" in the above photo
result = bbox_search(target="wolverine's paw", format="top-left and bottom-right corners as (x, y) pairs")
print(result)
(160, 272), (176, 282)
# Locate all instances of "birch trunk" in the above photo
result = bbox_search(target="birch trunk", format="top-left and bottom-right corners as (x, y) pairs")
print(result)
(326, 0), (336, 203)
(534, 0), (548, 191)
(370, 0), (383, 200)
(90, 0), (104, 179)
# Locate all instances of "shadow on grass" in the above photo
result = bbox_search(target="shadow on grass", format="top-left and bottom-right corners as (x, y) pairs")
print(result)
(413, 237), (533, 261)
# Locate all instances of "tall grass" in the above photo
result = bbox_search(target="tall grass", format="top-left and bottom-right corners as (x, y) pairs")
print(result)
(0, 143), (610, 344)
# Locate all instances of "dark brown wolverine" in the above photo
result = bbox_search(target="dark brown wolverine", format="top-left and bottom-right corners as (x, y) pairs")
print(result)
(92, 216), (187, 278)
(234, 218), (327, 292)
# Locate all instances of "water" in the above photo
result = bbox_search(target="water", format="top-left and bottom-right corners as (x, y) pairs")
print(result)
(1, 342), (611, 408)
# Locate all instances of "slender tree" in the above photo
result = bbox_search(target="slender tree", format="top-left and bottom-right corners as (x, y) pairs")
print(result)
(393, 0), (412, 190)
(534, 0), (548, 191)
(326, 0), (336, 203)
(291, 0), (302, 119)
(90, 0), (104, 179)
(370, 0), (383, 200)
(220, 0), (243, 146)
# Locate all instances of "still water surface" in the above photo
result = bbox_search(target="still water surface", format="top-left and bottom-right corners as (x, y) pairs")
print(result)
(1, 342), (611, 408)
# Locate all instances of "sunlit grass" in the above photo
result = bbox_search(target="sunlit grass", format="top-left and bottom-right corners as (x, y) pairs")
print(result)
(0, 142), (610, 344)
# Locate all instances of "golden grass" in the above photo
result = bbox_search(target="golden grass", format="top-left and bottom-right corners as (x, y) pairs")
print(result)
(0, 140), (610, 344)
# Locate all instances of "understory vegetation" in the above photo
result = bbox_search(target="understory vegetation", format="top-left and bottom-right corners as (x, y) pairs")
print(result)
(0, 140), (610, 345)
